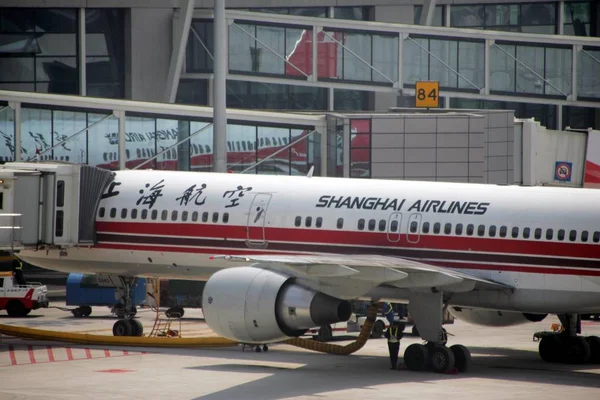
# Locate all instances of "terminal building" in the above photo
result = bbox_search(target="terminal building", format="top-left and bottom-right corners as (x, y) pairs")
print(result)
(0, 0), (599, 188)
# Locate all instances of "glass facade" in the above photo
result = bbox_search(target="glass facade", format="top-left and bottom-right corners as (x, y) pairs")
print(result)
(0, 8), (78, 94)
(564, 1), (596, 36)
(334, 89), (373, 111)
(404, 36), (484, 91)
(578, 48), (600, 99)
(350, 119), (371, 178)
(491, 43), (572, 97)
(414, 5), (445, 26)
(450, 98), (558, 130)
(85, 9), (126, 98)
(2, 104), (317, 175)
(450, 3), (557, 34)
(226, 81), (328, 111)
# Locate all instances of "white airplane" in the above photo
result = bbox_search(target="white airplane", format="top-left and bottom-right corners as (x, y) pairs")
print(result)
(16, 168), (600, 373)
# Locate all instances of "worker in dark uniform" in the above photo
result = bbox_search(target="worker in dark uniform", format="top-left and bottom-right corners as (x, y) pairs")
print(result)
(384, 321), (403, 369)
(12, 256), (26, 285)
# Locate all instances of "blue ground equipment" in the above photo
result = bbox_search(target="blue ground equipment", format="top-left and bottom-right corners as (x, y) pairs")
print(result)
(66, 273), (146, 317)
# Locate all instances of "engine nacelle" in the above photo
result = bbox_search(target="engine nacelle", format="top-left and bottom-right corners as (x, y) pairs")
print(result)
(449, 307), (547, 327)
(202, 266), (352, 344)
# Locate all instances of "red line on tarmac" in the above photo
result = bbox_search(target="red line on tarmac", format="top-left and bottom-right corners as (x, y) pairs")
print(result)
(8, 345), (17, 366)
(123, 350), (129, 356)
(47, 346), (55, 362)
(85, 348), (92, 359)
(104, 349), (111, 357)
(27, 345), (36, 364)
(66, 348), (74, 361)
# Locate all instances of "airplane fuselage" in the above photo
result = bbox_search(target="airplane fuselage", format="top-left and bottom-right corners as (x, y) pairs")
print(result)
(19, 170), (600, 314)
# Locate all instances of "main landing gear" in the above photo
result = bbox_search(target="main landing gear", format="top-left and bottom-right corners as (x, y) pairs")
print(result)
(538, 313), (600, 364)
(112, 276), (143, 337)
(402, 292), (472, 374)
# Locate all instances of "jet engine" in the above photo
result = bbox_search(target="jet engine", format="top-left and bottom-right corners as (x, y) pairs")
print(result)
(202, 266), (352, 344)
(449, 307), (548, 327)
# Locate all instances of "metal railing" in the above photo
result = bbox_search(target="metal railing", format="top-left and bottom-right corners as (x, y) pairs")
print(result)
(0, 213), (23, 251)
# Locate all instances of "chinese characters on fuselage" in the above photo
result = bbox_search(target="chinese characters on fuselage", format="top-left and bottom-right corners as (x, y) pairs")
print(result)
(315, 195), (490, 215)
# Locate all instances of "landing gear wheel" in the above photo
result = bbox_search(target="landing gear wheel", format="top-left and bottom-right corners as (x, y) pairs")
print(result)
(6, 301), (30, 317)
(130, 319), (144, 337)
(113, 319), (133, 336)
(411, 325), (419, 337)
(80, 306), (92, 317)
(262, 345), (269, 352)
(255, 346), (262, 353)
(563, 336), (591, 364)
(429, 345), (456, 373)
(539, 335), (561, 362)
(450, 344), (472, 373)
(371, 320), (385, 338)
(403, 343), (429, 371)
(586, 336), (600, 363)
(316, 325), (332, 342)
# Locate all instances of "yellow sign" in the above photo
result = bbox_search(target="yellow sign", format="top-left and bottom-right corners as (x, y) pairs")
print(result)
(415, 81), (439, 108)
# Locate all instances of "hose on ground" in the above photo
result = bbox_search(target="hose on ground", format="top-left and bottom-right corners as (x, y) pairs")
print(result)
(283, 304), (378, 355)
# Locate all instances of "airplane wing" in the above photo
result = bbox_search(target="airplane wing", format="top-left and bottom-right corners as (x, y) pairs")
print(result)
(211, 254), (512, 293)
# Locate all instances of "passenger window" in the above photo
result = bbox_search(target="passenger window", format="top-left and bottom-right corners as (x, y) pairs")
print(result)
(433, 223), (441, 234)
(455, 224), (463, 235)
(306, 217), (312, 228)
(489, 225), (496, 237)
(558, 229), (565, 241)
(511, 227), (519, 238)
(379, 220), (386, 232)
(410, 221), (418, 233)
(191, 211), (198, 222)
(161, 210), (168, 221)
(444, 223), (452, 235)
(182, 211), (188, 222)
(110, 208), (116, 218)
(581, 231), (588, 242)
(358, 219), (365, 230)
(499, 226), (507, 238)
(546, 229), (553, 240)
(569, 230), (577, 242)
(171, 211), (178, 221)
(202, 212), (208, 222)
(316, 217), (323, 228)
(523, 227), (530, 239)
(593, 231), (600, 243)
(99, 207), (105, 218)
(212, 212), (219, 223)
(422, 222), (430, 234)
(141, 209), (148, 220)
(151, 210), (158, 220)
(368, 219), (376, 231)
(223, 213), (229, 223)
(477, 225), (485, 237)
(337, 218), (344, 229)
(131, 209), (137, 219)
(295, 216), (301, 227)
(466, 224), (474, 236)
(390, 220), (398, 232)
(121, 208), (127, 219)
(534, 228), (542, 239)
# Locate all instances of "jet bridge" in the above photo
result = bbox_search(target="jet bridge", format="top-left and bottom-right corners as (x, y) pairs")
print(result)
(0, 162), (114, 252)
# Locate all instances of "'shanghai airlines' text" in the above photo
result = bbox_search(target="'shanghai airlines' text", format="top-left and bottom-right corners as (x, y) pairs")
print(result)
(315, 195), (490, 215)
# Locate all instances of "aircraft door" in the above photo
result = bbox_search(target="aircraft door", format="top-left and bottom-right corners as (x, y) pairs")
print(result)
(387, 212), (403, 243)
(246, 193), (272, 247)
(406, 213), (422, 243)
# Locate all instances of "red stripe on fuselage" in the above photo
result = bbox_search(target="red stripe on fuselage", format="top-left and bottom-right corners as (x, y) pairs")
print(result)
(96, 221), (599, 260)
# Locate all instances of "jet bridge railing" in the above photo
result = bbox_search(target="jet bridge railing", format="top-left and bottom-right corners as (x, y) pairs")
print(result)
(0, 213), (23, 251)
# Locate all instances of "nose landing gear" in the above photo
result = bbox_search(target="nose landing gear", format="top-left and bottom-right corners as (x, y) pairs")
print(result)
(111, 276), (143, 337)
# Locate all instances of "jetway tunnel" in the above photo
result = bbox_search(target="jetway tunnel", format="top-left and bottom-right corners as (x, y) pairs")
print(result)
(0, 162), (114, 252)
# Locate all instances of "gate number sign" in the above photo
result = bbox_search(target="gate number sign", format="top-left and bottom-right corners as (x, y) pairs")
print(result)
(415, 81), (439, 108)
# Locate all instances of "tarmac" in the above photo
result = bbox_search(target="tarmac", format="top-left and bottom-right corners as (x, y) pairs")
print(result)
(1, 303), (600, 399)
